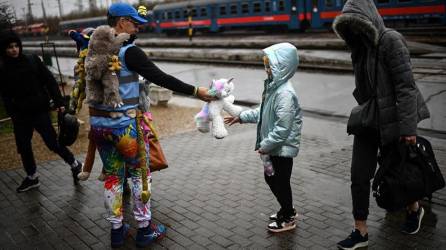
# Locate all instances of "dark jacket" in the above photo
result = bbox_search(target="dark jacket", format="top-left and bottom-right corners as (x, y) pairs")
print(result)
(0, 32), (64, 119)
(333, 0), (430, 145)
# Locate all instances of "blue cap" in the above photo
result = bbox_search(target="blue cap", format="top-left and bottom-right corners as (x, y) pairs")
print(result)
(108, 2), (147, 24)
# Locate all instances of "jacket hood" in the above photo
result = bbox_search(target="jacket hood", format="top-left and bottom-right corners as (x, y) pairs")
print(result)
(332, 0), (385, 47)
(0, 31), (22, 58)
(263, 42), (299, 90)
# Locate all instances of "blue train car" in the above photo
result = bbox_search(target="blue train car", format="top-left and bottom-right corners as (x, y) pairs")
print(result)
(310, 0), (446, 29)
(153, 0), (446, 33)
(152, 0), (311, 33)
(59, 0), (445, 35)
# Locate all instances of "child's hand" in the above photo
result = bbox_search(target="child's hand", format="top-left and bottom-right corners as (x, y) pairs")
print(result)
(224, 116), (240, 126)
(257, 149), (267, 154)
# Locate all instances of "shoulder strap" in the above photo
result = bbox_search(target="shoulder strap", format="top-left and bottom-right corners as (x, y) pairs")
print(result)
(370, 28), (393, 95)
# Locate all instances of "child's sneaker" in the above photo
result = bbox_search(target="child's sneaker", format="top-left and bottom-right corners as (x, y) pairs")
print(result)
(269, 208), (297, 221)
(337, 229), (368, 250)
(111, 224), (129, 248)
(267, 215), (296, 233)
(16, 177), (40, 193)
(136, 222), (166, 247)
(401, 206), (424, 234)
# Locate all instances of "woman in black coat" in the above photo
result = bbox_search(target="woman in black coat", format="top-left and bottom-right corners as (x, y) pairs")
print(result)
(332, 0), (430, 249)
(0, 32), (83, 192)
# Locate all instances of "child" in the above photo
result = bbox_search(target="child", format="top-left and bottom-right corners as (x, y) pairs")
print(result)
(225, 42), (303, 233)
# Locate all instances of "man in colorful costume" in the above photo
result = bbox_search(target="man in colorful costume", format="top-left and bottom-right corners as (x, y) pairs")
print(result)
(88, 3), (214, 248)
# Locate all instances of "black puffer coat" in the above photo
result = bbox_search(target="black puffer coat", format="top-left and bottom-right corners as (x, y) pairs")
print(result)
(333, 0), (430, 145)
(0, 32), (64, 119)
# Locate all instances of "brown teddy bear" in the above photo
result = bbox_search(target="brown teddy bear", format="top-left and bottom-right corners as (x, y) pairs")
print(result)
(85, 25), (130, 108)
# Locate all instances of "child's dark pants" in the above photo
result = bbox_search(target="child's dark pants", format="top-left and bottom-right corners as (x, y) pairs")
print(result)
(264, 156), (294, 216)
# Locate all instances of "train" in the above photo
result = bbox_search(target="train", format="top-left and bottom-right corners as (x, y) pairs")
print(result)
(52, 0), (446, 35)
(153, 0), (446, 33)
(12, 23), (48, 36)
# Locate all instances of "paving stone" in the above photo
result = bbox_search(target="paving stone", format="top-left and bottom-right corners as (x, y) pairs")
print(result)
(0, 120), (445, 249)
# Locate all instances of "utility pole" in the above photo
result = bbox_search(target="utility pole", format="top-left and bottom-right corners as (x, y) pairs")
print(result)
(41, 0), (47, 23)
(26, 0), (33, 23)
(56, 0), (63, 18)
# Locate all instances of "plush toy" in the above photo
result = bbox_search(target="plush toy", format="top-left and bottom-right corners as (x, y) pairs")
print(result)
(85, 25), (129, 108)
(195, 78), (243, 139)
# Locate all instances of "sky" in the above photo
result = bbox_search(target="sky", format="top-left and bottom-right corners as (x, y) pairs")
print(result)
(3, 0), (141, 20)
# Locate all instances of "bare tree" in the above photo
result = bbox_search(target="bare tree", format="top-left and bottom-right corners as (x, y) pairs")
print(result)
(0, 2), (15, 33)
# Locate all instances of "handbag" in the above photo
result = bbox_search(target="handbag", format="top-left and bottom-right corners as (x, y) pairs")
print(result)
(372, 142), (426, 210)
(142, 112), (168, 172)
(372, 136), (445, 210)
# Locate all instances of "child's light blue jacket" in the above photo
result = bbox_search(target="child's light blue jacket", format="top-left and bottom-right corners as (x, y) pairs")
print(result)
(239, 43), (302, 158)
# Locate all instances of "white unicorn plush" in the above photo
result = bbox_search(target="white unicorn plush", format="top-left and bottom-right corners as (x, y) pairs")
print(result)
(195, 78), (243, 139)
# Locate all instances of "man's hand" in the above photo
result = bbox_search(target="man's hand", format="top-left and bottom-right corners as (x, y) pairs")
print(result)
(401, 135), (416, 145)
(196, 87), (216, 102)
(224, 116), (240, 126)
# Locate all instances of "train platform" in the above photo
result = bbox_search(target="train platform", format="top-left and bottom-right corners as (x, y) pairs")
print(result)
(1, 113), (445, 249)
(22, 33), (446, 54)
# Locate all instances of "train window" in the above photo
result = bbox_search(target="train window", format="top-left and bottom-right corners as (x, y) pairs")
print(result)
(278, 0), (285, 12)
(253, 2), (262, 13)
(201, 7), (207, 16)
(230, 4), (238, 15)
(397, 0), (411, 2)
(265, 1), (271, 13)
(191, 8), (197, 17)
(175, 11), (180, 19)
(220, 5), (227, 15)
(242, 3), (249, 14)
(325, 0), (334, 8)
(376, 0), (390, 3)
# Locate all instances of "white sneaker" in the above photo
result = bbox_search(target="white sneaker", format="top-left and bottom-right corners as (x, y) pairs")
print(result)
(268, 216), (296, 233)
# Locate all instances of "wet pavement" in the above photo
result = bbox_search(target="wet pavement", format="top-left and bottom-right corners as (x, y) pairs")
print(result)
(1, 114), (445, 249)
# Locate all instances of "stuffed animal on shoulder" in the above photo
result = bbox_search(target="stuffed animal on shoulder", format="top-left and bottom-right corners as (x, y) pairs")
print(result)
(195, 78), (243, 139)
(85, 25), (129, 108)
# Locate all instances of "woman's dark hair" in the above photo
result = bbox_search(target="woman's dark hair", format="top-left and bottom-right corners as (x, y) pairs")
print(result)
(107, 13), (120, 27)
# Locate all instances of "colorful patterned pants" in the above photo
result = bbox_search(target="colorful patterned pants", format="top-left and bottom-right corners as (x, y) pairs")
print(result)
(91, 119), (151, 229)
